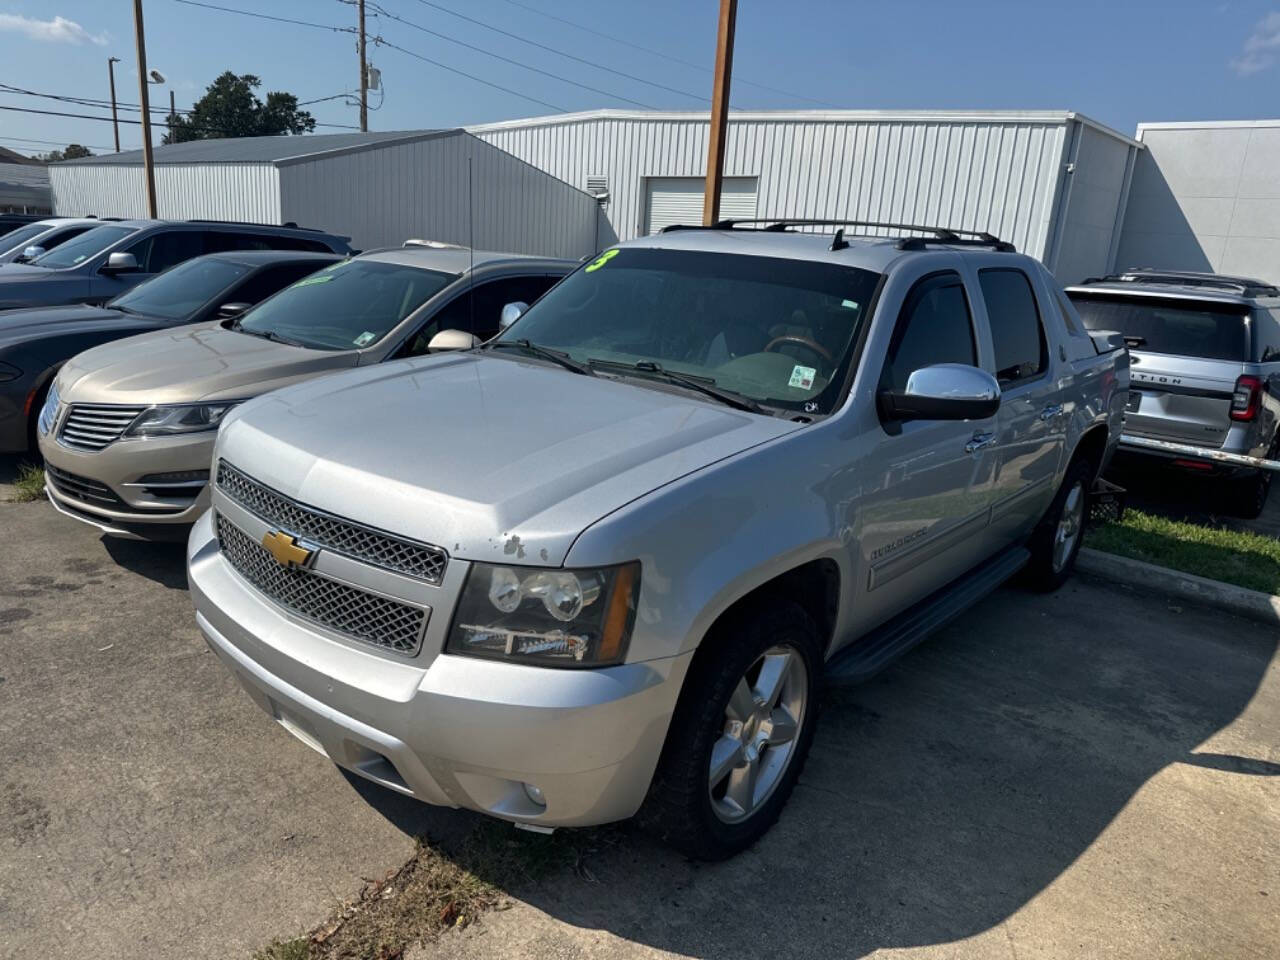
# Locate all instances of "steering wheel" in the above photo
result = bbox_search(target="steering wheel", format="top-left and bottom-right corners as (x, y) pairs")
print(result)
(763, 334), (833, 365)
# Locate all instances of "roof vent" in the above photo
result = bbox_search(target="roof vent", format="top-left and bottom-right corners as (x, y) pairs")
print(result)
(586, 175), (609, 206)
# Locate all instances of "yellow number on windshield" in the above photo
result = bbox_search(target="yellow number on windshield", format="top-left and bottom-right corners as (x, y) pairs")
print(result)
(584, 248), (620, 273)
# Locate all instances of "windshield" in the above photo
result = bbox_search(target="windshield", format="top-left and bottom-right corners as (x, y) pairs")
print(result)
(0, 223), (52, 256)
(497, 247), (881, 415)
(32, 225), (134, 269)
(108, 256), (250, 320)
(236, 258), (455, 350)
(1070, 292), (1250, 362)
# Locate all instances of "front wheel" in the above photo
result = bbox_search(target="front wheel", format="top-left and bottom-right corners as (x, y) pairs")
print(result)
(1024, 458), (1093, 592)
(637, 601), (822, 860)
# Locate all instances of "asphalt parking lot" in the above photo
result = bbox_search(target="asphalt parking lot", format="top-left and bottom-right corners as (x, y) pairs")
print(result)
(2, 455), (1278, 959)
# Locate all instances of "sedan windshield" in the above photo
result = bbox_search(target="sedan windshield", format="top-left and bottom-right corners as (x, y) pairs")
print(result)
(236, 259), (456, 350)
(109, 256), (251, 321)
(0, 222), (52, 257)
(496, 247), (882, 415)
(32, 225), (135, 269)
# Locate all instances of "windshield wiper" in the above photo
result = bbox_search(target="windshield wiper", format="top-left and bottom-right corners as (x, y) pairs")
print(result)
(483, 338), (595, 376)
(235, 326), (306, 348)
(587, 358), (764, 413)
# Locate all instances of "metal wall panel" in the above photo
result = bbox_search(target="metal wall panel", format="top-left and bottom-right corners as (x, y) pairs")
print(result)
(472, 111), (1138, 277)
(277, 132), (599, 257)
(50, 163), (280, 222)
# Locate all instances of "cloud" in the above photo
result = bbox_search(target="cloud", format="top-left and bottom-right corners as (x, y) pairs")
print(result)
(0, 13), (107, 46)
(1232, 11), (1280, 74)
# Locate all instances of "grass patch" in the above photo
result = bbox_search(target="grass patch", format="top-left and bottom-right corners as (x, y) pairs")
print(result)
(1089, 508), (1280, 595)
(9, 462), (44, 503)
(256, 822), (616, 960)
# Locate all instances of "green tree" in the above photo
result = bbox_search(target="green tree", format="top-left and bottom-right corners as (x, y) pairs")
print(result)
(164, 72), (315, 144)
(36, 143), (93, 162)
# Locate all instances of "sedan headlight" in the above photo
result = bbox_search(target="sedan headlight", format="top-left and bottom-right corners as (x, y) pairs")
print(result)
(37, 381), (60, 436)
(124, 402), (240, 437)
(446, 561), (640, 667)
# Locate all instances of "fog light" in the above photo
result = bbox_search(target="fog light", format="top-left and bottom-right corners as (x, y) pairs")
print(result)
(522, 782), (546, 807)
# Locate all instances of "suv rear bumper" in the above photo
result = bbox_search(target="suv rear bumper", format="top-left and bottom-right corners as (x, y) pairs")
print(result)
(1118, 433), (1280, 475)
(187, 510), (691, 828)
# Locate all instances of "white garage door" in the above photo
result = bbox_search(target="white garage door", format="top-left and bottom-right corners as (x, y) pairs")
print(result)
(644, 176), (759, 234)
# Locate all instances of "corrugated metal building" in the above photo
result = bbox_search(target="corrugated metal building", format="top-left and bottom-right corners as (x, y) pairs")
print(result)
(0, 162), (51, 213)
(1115, 120), (1280, 282)
(50, 130), (601, 258)
(471, 109), (1141, 282)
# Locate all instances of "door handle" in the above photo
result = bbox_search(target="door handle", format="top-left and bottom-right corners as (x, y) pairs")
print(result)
(1039, 403), (1064, 422)
(965, 431), (996, 454)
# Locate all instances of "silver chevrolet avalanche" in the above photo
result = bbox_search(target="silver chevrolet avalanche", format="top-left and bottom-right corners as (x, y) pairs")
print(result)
(188, 221), (1128, 859)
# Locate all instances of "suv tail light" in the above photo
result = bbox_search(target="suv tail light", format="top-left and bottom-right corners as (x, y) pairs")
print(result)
(1230, 375), (1263, 422)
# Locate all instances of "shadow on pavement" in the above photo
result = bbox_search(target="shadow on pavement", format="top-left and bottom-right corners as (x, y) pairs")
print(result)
(351, 578), (1274, 958)
(1108, 459), (1280, 539)
(101, 537), (189, 590)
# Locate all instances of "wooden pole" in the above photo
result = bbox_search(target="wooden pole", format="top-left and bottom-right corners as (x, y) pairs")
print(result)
(132, 0), (158, 217)
(169, 89), (175, 138)
(702, 0), (737, 225)
(358, 0), (369, 132)
(107, 57), (121, 153)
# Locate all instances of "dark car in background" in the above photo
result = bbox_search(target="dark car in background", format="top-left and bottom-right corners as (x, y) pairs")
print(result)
(0, 217), (103, 265)
(0, 249), (341, 454)
(1068, 269), (1280, 517)
(0, 219), (352, 312)
(0, 213), (49, 237)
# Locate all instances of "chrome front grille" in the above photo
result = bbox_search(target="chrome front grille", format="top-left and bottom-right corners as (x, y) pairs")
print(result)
(45, 464), (123, 508)
(215, 513), (428, 656)
(215, 460), (447, 583)
(58, 404), (145, 450)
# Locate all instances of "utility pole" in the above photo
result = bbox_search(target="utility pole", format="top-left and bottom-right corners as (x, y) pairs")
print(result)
(132, 0), (158, 217)
(702, 0), (737, 225)
(107, 57), (121, 153)
(358, 0), (369, 132)
(169, 89), (176, 138)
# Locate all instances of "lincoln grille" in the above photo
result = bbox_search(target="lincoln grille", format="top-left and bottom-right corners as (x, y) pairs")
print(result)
(215, 513), (427, 656)
(215, 460), (447, 583)
(46, 464), (123, 508)
(58, 404), (146, 450)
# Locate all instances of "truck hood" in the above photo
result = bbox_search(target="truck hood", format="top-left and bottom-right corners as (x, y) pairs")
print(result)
(0, 303), (161, 352)
(216, 352), (803, 566)
(57, 321), (359, 404)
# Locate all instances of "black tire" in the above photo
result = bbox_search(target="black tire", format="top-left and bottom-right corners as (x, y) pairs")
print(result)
(636, 600), (823, 861)
(1225, 469), (1272, 520)
(1024, 457), (1094, 592)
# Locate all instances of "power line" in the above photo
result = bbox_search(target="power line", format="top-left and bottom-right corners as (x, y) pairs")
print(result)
(0, 101), (360, 133)
(404, 0), (715, 106)
(0, 82), (191, 118)
(361, 1), (657, 109)
(494, 0), (840, 108)
(167, 0), (568, 113)
(0, 134), (119, 151)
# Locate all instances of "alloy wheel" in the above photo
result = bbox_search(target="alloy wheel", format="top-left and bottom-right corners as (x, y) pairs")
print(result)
(1052, 481), (1085, 573)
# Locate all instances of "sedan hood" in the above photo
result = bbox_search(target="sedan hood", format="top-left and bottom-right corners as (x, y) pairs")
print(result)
(57, 322), (359, 404)
(217, 353), (803, 566)
(0, 304), (156, 352)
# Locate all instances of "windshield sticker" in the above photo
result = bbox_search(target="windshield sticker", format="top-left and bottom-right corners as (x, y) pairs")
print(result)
(353, 331), (377, 347)
(292, 274), (333, 289)
(788, 364), (817, 390)
(841, 299), (859, 310)
(584, 248), (620, 273)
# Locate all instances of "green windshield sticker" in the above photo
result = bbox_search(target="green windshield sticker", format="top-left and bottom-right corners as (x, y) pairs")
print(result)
(584, 248), (620, 273)
(292, 274), (334, 288)
(841, 299), (859, 310)
(354, 331), (377, 347)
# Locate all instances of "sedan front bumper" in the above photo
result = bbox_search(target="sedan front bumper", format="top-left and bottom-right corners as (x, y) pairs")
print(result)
(186, 510), (690, 828)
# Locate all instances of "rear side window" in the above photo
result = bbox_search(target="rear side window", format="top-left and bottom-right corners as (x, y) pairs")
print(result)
(880, 272), (977, 394)
(1069, 293), (1250, 362)
(206, 231), (335, 254)
(979, 268), (1047, 385)
(126, 230), (204, 274)
(1259, 309), (1280, 363)
(229, 261), (336, 306)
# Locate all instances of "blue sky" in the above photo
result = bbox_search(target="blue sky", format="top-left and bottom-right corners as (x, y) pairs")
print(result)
(0, 0), (1277, 155)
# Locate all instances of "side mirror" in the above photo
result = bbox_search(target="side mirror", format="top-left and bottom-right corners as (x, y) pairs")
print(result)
(217, 302), (251, 320)
(101, 251), (139, 275)
(426, 328), (480, 352)
(499, 301), (528, 330)
(878, 363), (1001, 423)
(19, 245), (45, 262)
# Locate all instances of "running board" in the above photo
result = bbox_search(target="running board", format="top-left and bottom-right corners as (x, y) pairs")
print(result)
(826, 545), (1031, 685)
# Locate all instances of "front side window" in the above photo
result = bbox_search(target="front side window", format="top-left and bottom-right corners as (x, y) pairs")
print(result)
(1069, 293), (1250, 362)
(879, 272), (977, 395)
(126, 230), (205, 274)
(404, 274), (564, 355)
(31, 225), (135, 268)
(108, 256), (250, 321)
(236, 258), (456, 350)
(979, 268), (1047, 385)
(496, 248), (881, 415)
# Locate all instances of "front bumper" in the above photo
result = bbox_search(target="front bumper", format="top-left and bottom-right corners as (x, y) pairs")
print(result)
(187, 510), (691, 828)
(38, 427), (215, 537)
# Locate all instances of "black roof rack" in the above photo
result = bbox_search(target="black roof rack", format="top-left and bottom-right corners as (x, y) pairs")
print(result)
(1085, 268), (1280, 298)
(184, 218), (325, 234)
(661, 218), (1015, 253)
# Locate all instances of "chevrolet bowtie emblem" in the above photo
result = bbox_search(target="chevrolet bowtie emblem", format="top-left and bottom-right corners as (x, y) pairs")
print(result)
(261, 530), (315, 570)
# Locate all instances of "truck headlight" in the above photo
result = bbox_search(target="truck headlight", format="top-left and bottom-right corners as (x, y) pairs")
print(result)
(124, 402), (240, 437)
(446, 561), (640, 667)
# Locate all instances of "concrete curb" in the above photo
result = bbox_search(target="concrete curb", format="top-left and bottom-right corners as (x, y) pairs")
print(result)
(1077, 547), (1280, 626)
